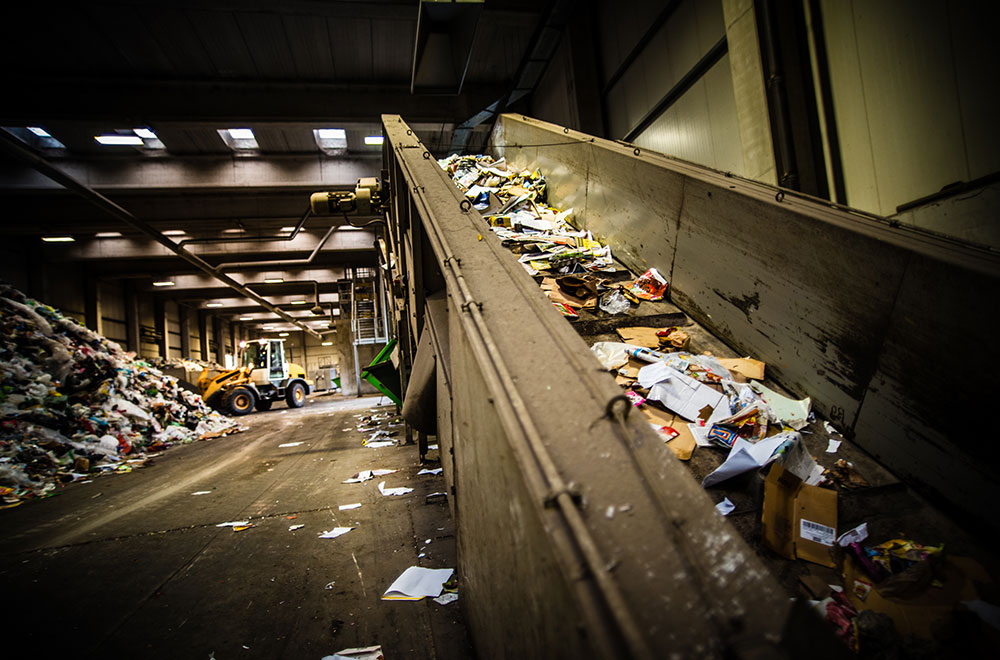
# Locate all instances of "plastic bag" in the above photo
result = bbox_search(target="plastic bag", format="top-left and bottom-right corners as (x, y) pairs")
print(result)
(598, 289), (631, 315)
(626, 268), (668, 301)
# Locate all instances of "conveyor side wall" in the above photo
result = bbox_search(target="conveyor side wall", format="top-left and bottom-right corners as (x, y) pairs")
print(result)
(381, 115), (832, 659)
(492, 114), (999, 527)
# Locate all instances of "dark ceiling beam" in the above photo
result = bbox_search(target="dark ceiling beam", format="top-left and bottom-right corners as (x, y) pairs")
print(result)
(40, 231), (375, 261)
(0, 155), (378, 194)
(1, 78), (503, 125)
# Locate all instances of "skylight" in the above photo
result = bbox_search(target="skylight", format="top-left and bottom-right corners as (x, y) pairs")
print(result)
(95, 135), (144, 146)
(314, 128), (347, 153)
(133, 128), (157, 139)
(2, 127), (66, 150)
(218, 128), (258, 150)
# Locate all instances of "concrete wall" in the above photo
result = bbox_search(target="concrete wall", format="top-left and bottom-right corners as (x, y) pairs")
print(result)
(818, 0), (1000, 217)
(527, 0), (999, 244)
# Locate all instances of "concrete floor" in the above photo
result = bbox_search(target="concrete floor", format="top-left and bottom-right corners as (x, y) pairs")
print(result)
(0, 393), (474, 659)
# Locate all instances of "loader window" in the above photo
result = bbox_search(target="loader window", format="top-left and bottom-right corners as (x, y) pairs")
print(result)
(243, 343), (267, 369)
(269, 341), (284, 379)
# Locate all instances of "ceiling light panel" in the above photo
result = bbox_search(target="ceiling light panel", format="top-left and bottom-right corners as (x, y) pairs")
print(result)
(95, 135), (144, 146)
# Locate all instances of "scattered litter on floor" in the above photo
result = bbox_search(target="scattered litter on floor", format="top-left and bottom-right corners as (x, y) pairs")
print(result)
(289, 524), (305, 531)
(339, 503), (362, 510)
(364, 441), (395, 449)
(826, 438), (841, 453)
(434, 592), (458, 605)
(192, 490), (211, 495)
(279, 442), (304, 448)
(343, 469), (396, 484)
(382, 566), (454, 600)
(322, 645), (384, 660)
(232, 524), (254, 532)
(216, 520), (250, 527)
(417, 468), (442, 475)
(318, 527), (354, 539)
(378, 481), (413, 497)
(0, 283), (240, 505)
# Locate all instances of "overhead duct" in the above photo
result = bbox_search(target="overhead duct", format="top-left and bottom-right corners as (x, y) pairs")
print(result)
(0, 130), (324, 338)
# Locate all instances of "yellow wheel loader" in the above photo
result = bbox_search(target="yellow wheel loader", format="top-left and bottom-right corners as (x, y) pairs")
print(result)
(198, 338), (312, 416)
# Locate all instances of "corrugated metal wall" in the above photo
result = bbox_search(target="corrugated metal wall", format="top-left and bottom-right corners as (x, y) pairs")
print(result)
(528, 0), (998, 246)
(819, 0), (1000, 217)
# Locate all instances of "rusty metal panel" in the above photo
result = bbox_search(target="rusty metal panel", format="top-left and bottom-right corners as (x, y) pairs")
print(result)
(382, 115), (815, 659)
(670, 177), (908, 426)
(491, 113), (1000, 526)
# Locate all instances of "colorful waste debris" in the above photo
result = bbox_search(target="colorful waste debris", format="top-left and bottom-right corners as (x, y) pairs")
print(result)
(0, 283), (239, 506)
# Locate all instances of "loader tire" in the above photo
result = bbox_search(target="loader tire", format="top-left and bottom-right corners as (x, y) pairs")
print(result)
(224, 387), (255, 416)
(285, 382), (306, 408)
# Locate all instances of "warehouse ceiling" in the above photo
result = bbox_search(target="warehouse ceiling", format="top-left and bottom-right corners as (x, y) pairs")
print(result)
(0, 0), (551, 333)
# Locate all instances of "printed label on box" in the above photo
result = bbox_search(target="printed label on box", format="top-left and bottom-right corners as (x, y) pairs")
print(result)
(799, 518), (836, 546)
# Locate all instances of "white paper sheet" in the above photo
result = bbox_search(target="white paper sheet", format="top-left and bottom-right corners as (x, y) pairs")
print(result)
(378, 481), (413, 497)
(417, 468), (443, 475)
(323, 645), (383, 660)
(716, 498), (735, 516)
(382, 566), (454, 600)
(339, 503), (362, 511)
(702, 433), (797, 487)
(216, 520), (249, 527)
(645, 366), (724, 422)
(318, 527), (354, 539)
(826, 439), (842, 453)
(278, 442), (303, 448)
(365, 441), (395, 448)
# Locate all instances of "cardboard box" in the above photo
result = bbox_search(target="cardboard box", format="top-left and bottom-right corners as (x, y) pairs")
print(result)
(762, 463), (838, 567)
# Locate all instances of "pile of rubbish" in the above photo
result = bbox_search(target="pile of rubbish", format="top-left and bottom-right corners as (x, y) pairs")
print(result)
(148, 356), (222, 372)
(355, 408), (405, 449)
(440, 155), (1000, 654)
(0, 283), (240, 506)
(439, 154), (667, 318)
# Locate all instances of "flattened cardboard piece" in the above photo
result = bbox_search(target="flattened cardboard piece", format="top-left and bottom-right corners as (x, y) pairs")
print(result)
(541, 278), (597, 309)
(617, 357), (647, 379)
(762, 463), (837, 567)
(615, 326), (663, 349)
(614, 374), (636, 387)
(717, 357), (765, 381)
(641, 405), (696, 460)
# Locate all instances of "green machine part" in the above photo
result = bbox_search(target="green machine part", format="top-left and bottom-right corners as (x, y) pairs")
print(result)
(360, 339), (402, 405)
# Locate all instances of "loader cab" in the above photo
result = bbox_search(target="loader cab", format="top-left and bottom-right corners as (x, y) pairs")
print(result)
(242, 339), (288, 384)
